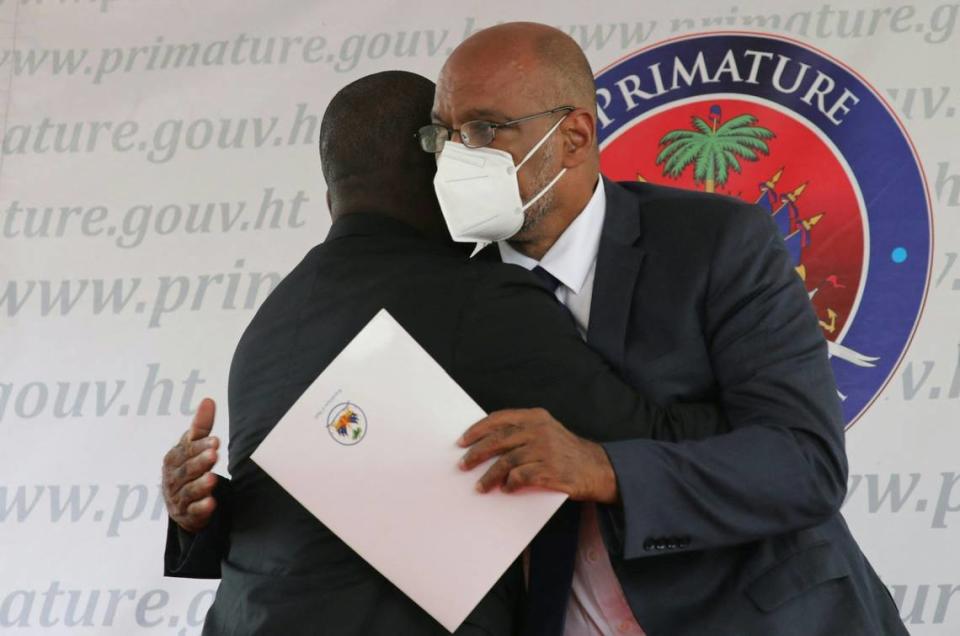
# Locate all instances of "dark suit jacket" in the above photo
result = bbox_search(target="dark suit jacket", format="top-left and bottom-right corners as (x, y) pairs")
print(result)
(165, 210), (728, 635)
(523, 178), (904, 636)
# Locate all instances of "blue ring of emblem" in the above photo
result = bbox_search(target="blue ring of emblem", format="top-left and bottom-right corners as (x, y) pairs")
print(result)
(594, 33), (932, 426)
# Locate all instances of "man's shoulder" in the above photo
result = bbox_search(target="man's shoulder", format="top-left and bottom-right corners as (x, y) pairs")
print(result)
(611, 180), (769, 230)
(238, 238), (482, 343)
(607, 179), (777, 251)
(446, 249), (563, 320)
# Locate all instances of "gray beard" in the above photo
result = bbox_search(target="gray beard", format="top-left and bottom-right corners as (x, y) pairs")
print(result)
(519, 142), (558, 234)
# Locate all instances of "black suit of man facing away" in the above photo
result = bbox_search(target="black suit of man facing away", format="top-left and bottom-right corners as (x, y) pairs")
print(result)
(163, 71), (728, 635)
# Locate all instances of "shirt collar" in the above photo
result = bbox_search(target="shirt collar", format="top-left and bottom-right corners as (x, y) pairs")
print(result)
(497, 179), (607, 294)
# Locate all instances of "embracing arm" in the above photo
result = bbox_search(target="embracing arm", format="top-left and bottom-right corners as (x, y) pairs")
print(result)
(602, 204), (847, 558)
(451, 262), (730, 498)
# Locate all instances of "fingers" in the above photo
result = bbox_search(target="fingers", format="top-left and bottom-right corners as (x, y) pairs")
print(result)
(460, 407), (576, 496)
(186, 397), (216, 442)
(163, 398), (220, 534)
(476, 456), (560, 494)
(176, 471), (218, 510)
(476, 448), (533, 493)
(503, 463), (550, 493)
(163, 435), (219, 474)
(186, 495), (217, 519)
(177, 495), (218, 534)
(458, 408), (549, 447)
(459, 426), (529, 471)
(173, 448), (218, 488)
(168, 473), (218, 533)
(163, 443), (218, 505)
(458, 410), (521, 448)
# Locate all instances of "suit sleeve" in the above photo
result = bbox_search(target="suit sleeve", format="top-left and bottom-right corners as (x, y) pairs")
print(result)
(602, 203), (848, 559)
(163, 474), (232, 579)
(451, 264), (728, 444)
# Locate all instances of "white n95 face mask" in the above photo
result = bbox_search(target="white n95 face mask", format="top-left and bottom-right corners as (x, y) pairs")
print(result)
(433, 115), (568, 243)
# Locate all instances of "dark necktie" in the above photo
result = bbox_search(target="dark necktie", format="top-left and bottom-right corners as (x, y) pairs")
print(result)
(524, 504), (581, 635)
(523, 264), (582, 635)
(531, 265), (563, 294)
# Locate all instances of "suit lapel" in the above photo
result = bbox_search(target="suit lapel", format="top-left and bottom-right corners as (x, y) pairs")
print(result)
(479, 179), (646, 372)
(587, 178), (645, 373)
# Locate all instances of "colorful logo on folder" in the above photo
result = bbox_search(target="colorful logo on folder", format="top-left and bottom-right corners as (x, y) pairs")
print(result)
(326, 402), (367, 445)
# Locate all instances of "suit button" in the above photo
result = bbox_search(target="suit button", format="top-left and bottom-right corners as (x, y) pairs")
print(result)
(654, 539), (667, 550)
(643, 539), (655, 551)
(666, 538), (677, 550)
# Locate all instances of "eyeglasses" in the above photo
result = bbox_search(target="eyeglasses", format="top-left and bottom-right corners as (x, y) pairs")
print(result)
(416, 106), (574, 153)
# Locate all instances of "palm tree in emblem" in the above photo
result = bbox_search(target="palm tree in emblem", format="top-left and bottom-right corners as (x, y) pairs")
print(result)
(655, 105), (774, 193)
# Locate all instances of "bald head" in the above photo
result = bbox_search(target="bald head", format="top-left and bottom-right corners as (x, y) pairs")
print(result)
(441, 22), (597, 116)
(435, 22), (601, 258)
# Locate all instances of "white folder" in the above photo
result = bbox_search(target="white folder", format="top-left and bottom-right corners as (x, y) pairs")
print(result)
(251, 308), (567, 632)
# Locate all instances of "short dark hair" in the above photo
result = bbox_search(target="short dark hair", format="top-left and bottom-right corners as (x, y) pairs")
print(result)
(319, 70), (435, 187)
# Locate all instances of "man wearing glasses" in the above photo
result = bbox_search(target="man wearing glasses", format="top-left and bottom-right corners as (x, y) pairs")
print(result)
(416, 21), (904, 636)
(165, 21), (906, 636)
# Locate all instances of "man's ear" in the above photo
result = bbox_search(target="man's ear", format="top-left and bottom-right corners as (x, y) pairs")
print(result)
(560, 108), (597, 169)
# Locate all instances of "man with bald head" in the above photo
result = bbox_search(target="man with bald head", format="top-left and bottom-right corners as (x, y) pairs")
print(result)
(424, 21), (905, 636)
(431, 22), (604, 262)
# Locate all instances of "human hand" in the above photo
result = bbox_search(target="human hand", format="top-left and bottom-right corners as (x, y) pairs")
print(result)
(458, 408), (618, 503)
(162, 397), (220, 534)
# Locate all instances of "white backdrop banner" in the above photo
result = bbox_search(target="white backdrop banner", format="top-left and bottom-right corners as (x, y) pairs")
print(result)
(1, 1), (958, 634)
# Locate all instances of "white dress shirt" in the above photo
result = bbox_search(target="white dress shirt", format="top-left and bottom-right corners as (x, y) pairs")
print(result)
(498, 181), (646, 636)
(497, 181), (605, 338)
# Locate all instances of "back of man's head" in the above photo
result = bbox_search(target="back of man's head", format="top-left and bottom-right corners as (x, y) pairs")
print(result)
(320, 71), (446, 238)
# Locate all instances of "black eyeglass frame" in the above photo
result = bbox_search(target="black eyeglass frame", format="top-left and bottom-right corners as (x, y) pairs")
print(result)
(415, 105), (575, 153)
